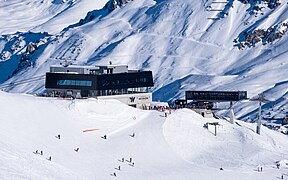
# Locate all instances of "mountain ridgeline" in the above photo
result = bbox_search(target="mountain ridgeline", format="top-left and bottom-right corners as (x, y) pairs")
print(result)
(0, 0), (287, 120)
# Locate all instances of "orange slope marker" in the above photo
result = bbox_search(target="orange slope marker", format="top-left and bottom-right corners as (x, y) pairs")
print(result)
(83, 128), (100, 133)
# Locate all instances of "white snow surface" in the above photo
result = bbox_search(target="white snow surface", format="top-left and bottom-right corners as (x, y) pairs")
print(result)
(0, 0), (288, 179)
(0, 0), (107, 35)
(0, 91), (288, 179)
(0, 0), (287, 120)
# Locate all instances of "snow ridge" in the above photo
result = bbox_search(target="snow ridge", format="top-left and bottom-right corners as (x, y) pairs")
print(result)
(0, 0), (287, 120)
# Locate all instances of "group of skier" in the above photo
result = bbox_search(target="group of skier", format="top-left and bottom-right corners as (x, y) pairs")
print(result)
(107, 129), (136, 177)
(34, 150), (43, 155)
(111, 157), (135, 177)
(33, 133), (80, 162)
(257, 166), (263, 172)
(275, 163), (286, 179)
(257, 164), (286, 179)
(31, 120), (140, 177)
(34, 149), (52, 161)
(102, 132), (136, 140)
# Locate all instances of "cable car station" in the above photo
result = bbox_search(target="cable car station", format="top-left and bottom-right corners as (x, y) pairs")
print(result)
(45, 64), (154, 109)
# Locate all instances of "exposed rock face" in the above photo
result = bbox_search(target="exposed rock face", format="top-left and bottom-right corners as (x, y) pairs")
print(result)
(235, 23), (288, 49)
(104, 0), (133, 12)
(238, 0), (281, 9)
(26, 42), (37, 54)
(0, 32), (50, 82)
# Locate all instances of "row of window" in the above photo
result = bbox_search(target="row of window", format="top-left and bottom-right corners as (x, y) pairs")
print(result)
(186, 92), (247, 101)
(57, 80), (92, 87)
(101, 77), (149, 87)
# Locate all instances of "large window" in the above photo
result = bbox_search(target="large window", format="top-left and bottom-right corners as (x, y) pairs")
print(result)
(57, 80), (92, 87)
(186, 91), (247, 101)
(101, 77), (149, 87)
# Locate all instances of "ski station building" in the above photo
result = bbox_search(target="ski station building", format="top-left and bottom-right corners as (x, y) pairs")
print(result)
(45, 64), (154, 109)
(175, 91), (248, 118)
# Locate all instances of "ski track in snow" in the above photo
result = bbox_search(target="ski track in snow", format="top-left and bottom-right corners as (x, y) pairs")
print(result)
(0, 2), (287, 179)
(0, 92), (288, 179)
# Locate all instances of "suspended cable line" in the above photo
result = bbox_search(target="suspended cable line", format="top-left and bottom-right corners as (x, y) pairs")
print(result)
(0, 75), (46, 89)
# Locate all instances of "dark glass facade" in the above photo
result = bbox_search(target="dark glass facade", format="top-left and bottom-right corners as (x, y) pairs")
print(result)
(57, 80), (92, 87)
(96, 72), (153, 90)
(45, 71), (154, 91)
(185, 91), (247, 101)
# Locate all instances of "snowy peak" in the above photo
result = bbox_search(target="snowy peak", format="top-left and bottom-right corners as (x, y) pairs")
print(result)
(0, 0), (287, 120)
(0, 32), (51, 83)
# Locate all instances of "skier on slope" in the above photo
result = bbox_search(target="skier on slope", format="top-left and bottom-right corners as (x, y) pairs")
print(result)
(130, 133), (135, 137)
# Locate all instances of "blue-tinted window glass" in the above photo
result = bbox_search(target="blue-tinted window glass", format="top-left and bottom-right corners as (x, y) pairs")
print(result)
(57, 80), (92, 87)
(66, 80), (71, 86)
(86, 81), (92, 86)
(57, 80), (64, 85)
(71, 80), (76, 86)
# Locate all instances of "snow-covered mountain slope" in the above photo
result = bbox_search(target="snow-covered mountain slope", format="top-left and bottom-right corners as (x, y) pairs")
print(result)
(0, 0), (287, 119)
(0, 0), (107, 35)
(0, 91), (288, 179)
